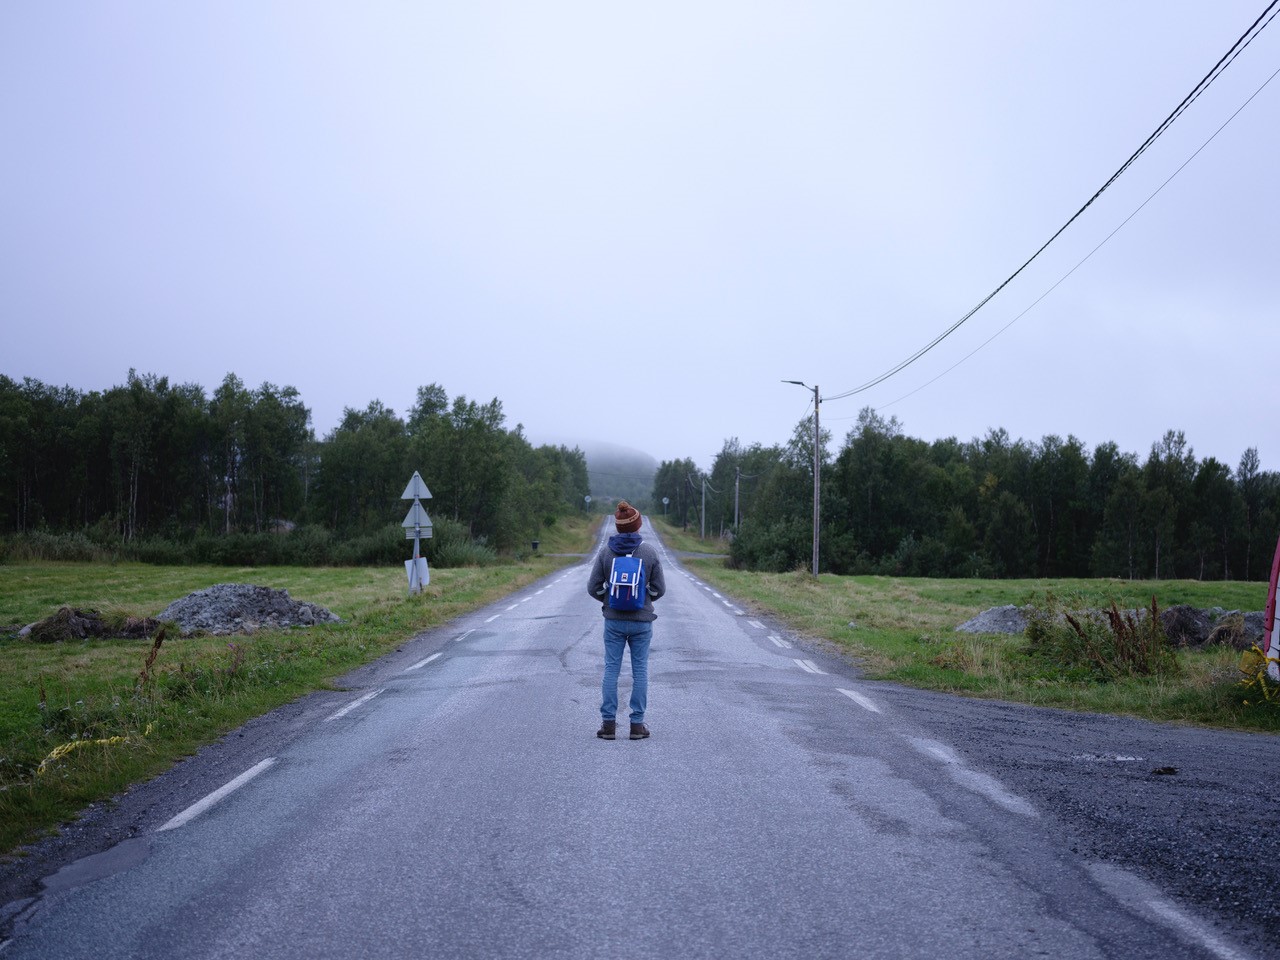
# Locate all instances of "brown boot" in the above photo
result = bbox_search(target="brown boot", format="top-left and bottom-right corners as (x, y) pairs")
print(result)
(629, 723), (650, 740)
(596, 720), (616, 740)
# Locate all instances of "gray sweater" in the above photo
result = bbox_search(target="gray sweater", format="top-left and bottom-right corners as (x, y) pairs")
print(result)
(586, 537), (666, 622)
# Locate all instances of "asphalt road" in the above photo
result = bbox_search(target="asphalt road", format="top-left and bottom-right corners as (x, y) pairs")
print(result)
(2, 519), (1276, 959)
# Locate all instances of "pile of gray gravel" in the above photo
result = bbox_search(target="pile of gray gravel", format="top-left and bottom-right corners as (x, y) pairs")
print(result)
(955, 605), (1029, 635)
(157, 583), (341, 636)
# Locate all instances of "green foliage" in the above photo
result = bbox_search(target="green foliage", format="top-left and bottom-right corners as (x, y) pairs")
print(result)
(0, 523), (495, 569)
(0, 375), (590, 560)
(426, 517), (498, 567)
(668, 404), (1280, 581)
(1025, 593), (1179, 681)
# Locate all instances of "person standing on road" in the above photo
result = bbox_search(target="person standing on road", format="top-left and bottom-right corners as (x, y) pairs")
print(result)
(587, 500), (665, 741)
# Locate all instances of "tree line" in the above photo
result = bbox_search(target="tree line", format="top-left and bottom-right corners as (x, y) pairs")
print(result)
(654, 408), (1280, 581)
(0, 372), (589, 552)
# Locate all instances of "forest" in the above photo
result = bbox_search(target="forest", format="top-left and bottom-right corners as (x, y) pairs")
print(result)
(5, 371), (1277, 581)
(653, 408), (1280, 581)
(0, 372), (589, 564)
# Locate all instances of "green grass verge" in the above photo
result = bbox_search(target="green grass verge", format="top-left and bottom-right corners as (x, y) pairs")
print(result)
(683, 559), (1277, 734)
(652, 517), (729, 556)
(0, 516), (599, 856)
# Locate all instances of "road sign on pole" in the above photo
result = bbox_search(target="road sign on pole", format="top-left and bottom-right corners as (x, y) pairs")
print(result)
(401, 471), (434, 595)
(401, 472), (432, 502)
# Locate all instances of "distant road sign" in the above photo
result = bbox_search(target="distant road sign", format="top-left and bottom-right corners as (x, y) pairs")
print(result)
(401, 471), (433, 501)
(402, 502), (433, 538)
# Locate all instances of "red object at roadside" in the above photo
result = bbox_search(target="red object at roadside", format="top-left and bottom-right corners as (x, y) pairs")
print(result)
(1265, 532), (1280, 680)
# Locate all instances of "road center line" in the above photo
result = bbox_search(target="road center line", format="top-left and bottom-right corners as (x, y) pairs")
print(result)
(324, 688), (385, 723)
(156, 758), (277, 833)
(404, 652), (442, 672)
(838, 688), (882, 713)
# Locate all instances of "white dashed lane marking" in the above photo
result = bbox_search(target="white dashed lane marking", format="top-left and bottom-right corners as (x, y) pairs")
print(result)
(324, 688), (385, 723)
(156, 758), (277, 833)
(404, 652), (442, 672)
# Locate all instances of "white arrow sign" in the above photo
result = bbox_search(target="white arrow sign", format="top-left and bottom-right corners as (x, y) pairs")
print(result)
(401, 471), (433, 501)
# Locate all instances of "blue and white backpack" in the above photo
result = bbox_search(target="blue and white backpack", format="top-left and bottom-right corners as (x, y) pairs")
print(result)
(607, 552), (646, 611)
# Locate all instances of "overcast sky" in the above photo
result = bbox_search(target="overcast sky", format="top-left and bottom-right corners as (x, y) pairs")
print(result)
(2, 2), (1277, 474)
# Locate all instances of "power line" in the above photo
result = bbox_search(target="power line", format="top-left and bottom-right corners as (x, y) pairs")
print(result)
(823, 0), (1280, 404)
(877, 56), (1280, 413)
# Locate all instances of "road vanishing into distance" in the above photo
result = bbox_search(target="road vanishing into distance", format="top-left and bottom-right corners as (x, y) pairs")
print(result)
(3, 519), (1277, 959)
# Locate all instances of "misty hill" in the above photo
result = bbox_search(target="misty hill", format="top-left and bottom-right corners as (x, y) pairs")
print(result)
(580, 440), (658, 507)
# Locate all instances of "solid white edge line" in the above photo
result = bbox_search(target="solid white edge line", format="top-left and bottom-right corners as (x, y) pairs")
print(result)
(405, 652), (442, 672)
(1085, 864), (1251, 960)
(838, 688), (882, 714)
(1145, 901), (1251, 960)
(156, 758), (276, 833)
(324, 688), (385, 723)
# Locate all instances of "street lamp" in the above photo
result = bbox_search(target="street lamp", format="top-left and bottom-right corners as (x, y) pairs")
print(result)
(782, 380), (820, 576)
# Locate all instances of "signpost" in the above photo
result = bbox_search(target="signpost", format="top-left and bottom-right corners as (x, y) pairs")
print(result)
(401, 471), (433, 595)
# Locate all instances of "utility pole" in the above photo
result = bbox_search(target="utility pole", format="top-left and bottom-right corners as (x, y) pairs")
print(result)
(783, 380), (821, 576)
(734, 467), (740, 530)
(811, 384), (820, 576)
(701, 476), (707, 540)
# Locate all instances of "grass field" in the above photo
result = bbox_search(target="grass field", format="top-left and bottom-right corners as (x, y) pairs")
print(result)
(0, 515), (599, 855)
(681, 558), (1275, 732)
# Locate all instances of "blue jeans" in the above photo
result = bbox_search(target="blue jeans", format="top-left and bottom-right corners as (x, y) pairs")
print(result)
(601, 619), (652, 724)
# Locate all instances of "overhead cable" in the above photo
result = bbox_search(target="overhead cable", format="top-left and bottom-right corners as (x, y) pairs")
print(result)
(876, 58), (1280, 413)
(823, 0), (1280, 404)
